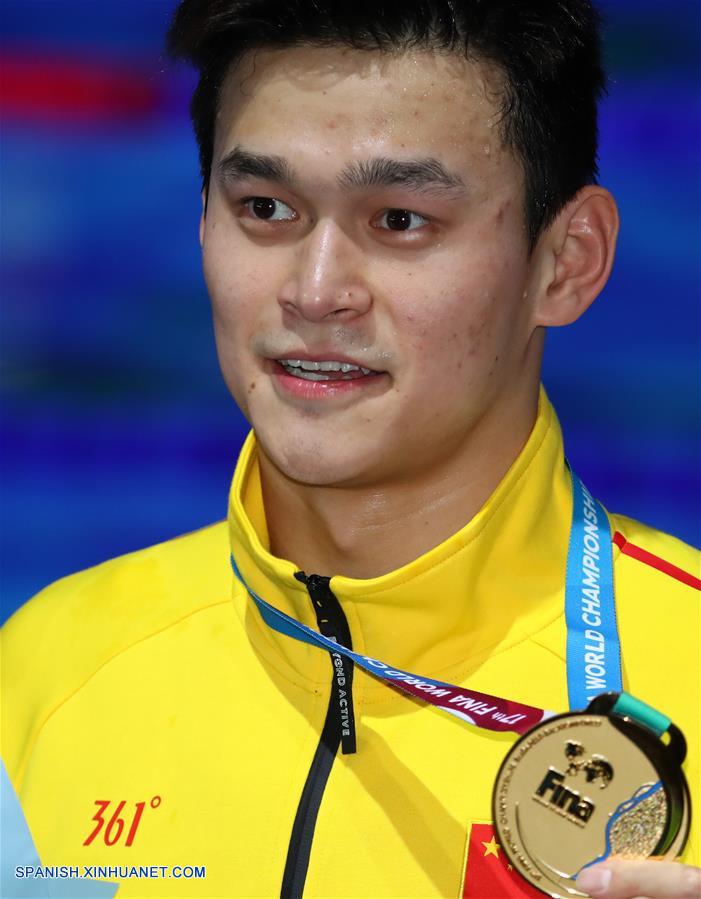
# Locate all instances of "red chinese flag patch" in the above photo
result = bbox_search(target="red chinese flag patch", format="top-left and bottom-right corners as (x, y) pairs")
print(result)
(462, 822), (543, 898)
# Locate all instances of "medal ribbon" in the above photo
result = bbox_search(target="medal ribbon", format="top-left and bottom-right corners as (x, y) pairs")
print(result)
(231, 469), (622, 736)
(565, 469), (622, 708)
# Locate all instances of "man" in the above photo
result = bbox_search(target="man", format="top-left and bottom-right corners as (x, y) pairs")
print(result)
(2, 1), (699, 898)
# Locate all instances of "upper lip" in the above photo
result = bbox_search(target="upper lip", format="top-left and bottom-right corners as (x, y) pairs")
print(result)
(270, 351), (384, 372)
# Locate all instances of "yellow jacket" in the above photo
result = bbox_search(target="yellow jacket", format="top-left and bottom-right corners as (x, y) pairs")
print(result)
(2, 393), (699, 897)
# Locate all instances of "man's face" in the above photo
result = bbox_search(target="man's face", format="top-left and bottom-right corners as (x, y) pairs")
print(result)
(202, 47), (540, 488)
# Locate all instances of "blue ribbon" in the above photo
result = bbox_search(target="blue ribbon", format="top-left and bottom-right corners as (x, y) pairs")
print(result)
(565, 468), (622, 708)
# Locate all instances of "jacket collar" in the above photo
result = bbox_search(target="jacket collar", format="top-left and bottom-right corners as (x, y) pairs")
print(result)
(228, 387), (572, 692)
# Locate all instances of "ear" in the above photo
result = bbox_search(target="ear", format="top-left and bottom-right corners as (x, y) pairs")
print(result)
(199, 188), (208, 249)
(532, 186), (619, 327)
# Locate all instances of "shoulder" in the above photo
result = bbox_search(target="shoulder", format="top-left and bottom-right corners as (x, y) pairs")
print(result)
(609, 513), (700, 593)
(608, 515), (698, 748)
(2, 521), (231, 783)
(2, 520), (232, 652)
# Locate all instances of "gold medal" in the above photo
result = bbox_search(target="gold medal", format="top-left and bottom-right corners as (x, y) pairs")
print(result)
(492, 693), (690, 898)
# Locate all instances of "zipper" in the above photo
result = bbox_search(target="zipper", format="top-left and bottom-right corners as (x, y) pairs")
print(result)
(280, 573), (356, 899)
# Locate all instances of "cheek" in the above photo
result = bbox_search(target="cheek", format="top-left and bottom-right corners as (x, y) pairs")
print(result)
(400, 272), (494, 356)
(397, 258), (527, 386)
(201, 240), (266, 411)
(203, 239), (263, 338)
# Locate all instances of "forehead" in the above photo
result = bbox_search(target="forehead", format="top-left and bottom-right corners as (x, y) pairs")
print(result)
(213, 46), (514, 182)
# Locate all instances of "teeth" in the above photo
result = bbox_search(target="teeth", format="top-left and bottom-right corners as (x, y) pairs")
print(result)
(278, 358), (364, 372)
(277, 358), (379, 380)
(290, 370), (334, 381)
(276, 358), (379, 382)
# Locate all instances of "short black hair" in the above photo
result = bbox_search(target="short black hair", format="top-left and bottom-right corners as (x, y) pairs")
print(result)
(167, 0), (606, 249)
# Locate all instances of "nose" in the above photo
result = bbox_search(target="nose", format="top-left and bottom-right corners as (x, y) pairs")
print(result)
(277, 220), (372, 323)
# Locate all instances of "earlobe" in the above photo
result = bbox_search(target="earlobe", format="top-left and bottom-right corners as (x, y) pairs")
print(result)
(533, 187), (619, 327)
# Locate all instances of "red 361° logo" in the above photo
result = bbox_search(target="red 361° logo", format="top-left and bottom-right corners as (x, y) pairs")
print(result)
(83, 797), (161, 847)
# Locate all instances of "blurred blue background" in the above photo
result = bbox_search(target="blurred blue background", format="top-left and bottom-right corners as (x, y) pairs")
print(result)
(1, 0), (699, 623)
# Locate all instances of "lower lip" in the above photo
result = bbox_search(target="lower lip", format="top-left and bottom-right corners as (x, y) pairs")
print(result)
(270, 362), (388, 400)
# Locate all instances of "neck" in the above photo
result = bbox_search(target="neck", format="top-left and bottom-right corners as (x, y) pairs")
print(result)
(259, 385), (541, 580)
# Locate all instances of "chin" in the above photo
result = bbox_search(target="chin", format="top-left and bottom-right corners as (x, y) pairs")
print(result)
(263, 436), (379, 488)
(280, 452), (366, 488)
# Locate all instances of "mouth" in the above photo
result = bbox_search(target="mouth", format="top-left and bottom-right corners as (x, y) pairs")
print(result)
(266, 354), (389, 401)
(274, 358), (381, 381)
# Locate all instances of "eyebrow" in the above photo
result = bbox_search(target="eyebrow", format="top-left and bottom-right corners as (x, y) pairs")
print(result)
(217, 146), (467, 197)
(217, 147), (296, 186)
(338, 156), (467, 196)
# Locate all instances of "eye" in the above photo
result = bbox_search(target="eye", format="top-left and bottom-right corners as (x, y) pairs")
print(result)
(374, 209), (429, 232)
(243, 197), (297, 221)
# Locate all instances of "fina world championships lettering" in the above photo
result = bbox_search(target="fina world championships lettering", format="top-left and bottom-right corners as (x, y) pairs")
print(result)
(578, 483), (609, 700)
